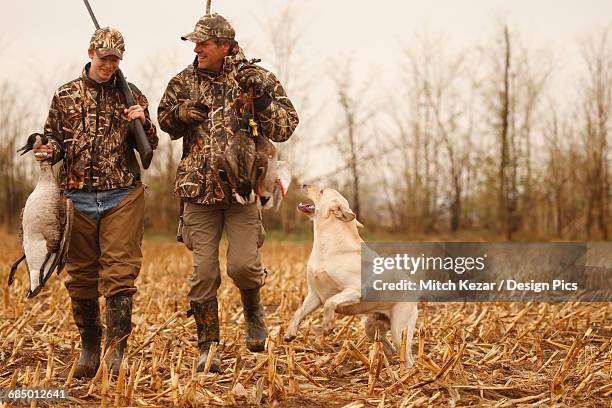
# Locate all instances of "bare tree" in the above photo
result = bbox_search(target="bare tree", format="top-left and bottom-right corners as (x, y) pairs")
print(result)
(329, 61), (377, 218)
(578, 27), (612, 239)
(421, 45), (473, 232)
(540, 100), (591, 239)
(479, 23), (550, 240)
(384, 32), (473, 233)
(498, 26), (516, 240)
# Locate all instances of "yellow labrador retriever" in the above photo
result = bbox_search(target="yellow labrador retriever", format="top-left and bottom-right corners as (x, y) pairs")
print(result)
(285, 185), (418, 366)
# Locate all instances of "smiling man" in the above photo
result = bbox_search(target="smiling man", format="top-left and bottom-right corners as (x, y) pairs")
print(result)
(32, 27), (158, 378)
(158, 13), (298, 373)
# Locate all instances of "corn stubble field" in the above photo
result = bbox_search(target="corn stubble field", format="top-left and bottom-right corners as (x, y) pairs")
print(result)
(0, 230), (610, 407)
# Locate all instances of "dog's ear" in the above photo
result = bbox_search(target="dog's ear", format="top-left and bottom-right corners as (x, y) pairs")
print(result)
(356, 219), (364, 229)
(329, 199), (356, 222)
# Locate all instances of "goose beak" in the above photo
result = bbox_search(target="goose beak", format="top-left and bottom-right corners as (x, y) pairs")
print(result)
(17, 143), (31, 155)
(17, 133), (43, 155)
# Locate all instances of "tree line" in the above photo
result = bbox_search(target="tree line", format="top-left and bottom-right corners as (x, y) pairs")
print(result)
(1, 17), (611, 241)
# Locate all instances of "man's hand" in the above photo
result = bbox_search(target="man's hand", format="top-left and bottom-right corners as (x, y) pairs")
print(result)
(235, 67), (266, 98)
(32, 144), (53, 162)
(177, 100), (209, 125)
(124, 104), (146, 124)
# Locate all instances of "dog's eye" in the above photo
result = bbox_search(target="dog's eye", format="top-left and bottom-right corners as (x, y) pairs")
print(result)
(320, 188), (324, 194)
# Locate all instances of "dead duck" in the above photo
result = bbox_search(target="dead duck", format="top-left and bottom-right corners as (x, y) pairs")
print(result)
(216, 130), (266, 205)
(8, 133), (73, 298)
(216, 131), (291, 209)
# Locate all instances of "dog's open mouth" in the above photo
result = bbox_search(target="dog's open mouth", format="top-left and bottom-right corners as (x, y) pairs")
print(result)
(297, 202), (315, 214)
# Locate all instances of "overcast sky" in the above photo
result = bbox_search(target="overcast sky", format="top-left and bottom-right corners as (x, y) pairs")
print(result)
(2, 1), (612, 178)
(3, 0), (611, 92)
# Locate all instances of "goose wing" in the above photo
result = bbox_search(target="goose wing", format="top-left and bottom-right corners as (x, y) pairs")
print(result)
(8, 208), (26, 286)
(47, 197), (73, 274)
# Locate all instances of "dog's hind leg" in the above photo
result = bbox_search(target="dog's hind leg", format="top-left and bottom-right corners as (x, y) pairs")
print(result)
(389, 302), (418, 368)
(365, 313), (396, 357)
(322, 288), (361, 335)
(285, 291), (322, 342)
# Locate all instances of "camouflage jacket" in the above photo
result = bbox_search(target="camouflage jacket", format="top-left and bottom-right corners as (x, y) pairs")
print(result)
(44, 64), (158, 191)
(158, 47), (299, 204)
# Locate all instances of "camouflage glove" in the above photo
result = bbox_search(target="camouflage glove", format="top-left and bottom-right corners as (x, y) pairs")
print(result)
(176, 100), (209, 125)
(235, 67), (266, 99)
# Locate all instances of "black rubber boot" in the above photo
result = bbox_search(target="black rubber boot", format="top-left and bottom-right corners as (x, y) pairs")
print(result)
(105, 294), (132, 376)
(71, 299), (102, 379)
(240, 287), (267, 352)
(190, 299), (221, 373)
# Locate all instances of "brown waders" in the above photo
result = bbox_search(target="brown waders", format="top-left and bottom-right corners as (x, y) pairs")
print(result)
(65, 186), (144, 377)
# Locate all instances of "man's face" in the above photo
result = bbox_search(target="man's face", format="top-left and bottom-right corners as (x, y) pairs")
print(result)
(87, 49), (120, 83)
(194, 39), (229, 72)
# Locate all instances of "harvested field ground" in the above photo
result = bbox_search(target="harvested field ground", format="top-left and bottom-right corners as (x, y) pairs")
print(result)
(1, 230), (610, 407)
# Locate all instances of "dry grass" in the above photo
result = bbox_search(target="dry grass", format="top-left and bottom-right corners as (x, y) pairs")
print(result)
(1, 229), (610, 407)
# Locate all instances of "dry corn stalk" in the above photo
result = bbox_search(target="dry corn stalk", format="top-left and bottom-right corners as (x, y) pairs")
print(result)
(1, 236), (611, 407)
(368, 331), (384, 395)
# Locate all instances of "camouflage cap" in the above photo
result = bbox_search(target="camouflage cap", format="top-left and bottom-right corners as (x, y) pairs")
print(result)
(181, 13), (235, 43)
(89, 27), (125, 59)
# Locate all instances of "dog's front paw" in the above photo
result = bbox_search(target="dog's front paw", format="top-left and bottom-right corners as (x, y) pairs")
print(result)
(284, 332), (297, 342)
(322, 309), (335, 335)
(322, 320), (334, 336)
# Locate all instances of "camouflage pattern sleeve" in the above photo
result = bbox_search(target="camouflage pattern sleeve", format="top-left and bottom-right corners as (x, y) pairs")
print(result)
(130, 84), (159, 150)
(254, 70), (299, 143)
(43, 91), (66, 164)
(158, 73), (188, 140)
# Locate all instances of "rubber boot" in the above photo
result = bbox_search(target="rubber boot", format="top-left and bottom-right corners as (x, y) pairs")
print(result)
(105, 294), (132, 376)
(240, 287), (267, 352)
(190, 299), (221, 373)
(71, 299), (102, 379)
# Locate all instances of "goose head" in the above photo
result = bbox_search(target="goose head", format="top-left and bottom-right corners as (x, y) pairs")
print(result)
(17, 133), (48, 156)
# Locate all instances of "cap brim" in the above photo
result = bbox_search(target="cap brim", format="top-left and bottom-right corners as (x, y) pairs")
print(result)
(95, 49), (123, 60)
(181, 32), (211, 42)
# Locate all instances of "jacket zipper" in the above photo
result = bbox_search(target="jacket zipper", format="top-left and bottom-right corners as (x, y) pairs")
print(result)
(222, 82), (226, 139)
(87, 87), (102, 190)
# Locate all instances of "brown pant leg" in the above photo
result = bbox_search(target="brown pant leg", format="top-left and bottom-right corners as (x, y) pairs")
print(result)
(65, 208), (100, 300)
(98, 185), (145, 298)
(224, 203), (266, 290)
(183, 202), (224, 303)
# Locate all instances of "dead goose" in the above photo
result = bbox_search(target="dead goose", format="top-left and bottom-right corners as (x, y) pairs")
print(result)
(8, 133), (73, 298)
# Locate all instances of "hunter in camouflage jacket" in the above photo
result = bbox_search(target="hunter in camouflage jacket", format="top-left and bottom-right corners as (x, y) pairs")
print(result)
(158, 47), (299, 205)
(44, 64), (159, 190)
